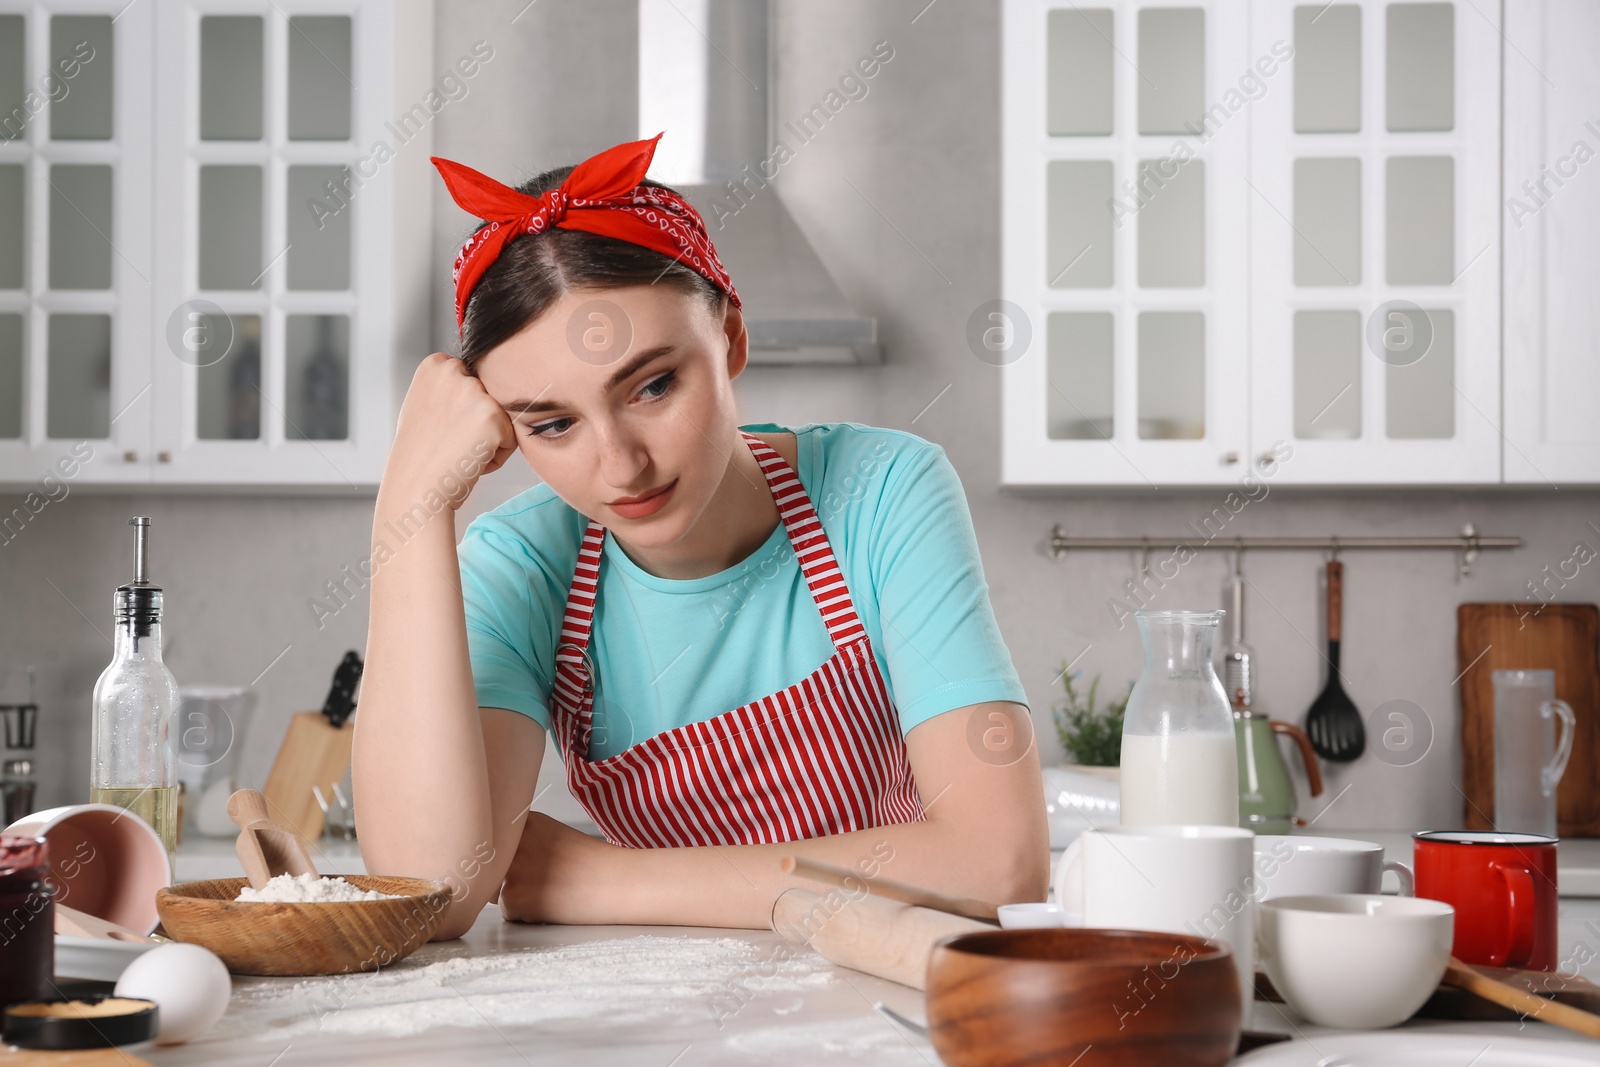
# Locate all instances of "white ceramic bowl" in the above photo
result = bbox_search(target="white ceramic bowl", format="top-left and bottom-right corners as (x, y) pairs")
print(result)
(1257, 894), (1454, 1030)
(996, 902), (1070, 929)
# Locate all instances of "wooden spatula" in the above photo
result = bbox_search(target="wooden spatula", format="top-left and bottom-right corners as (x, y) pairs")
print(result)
(1443, 956), (1600, 1039)
(227, 788), (319, 889)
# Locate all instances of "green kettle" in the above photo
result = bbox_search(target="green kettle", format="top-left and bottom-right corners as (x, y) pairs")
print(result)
(1224, 565), (1324, 833)
(1236, 707), (1325, 834)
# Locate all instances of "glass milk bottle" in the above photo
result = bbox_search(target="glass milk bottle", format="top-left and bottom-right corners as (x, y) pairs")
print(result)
(1120, 610), (1240, 826)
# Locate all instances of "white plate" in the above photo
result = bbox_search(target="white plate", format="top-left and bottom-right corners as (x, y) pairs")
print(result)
(55, 933), (161, 981)
(1236, 1033), (1599, 1066)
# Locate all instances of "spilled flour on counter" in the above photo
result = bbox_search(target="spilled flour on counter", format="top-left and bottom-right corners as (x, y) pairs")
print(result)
(200, 934), (837, 1042)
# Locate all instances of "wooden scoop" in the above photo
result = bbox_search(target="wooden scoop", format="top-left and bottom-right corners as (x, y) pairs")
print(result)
(227, 788), (319, 889)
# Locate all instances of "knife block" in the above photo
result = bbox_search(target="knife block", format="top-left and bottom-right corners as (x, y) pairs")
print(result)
(261, 711), (355, 843)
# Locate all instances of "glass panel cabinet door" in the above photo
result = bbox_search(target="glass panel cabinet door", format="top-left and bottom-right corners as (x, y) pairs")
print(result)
(149, 0), (405, 485)
(1248, 0), (1501, 484)
(1003, 0), (1251, 487)
(0, 4), (154, 488)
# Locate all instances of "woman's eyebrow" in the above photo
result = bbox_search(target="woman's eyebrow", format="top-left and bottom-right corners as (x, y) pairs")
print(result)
(500, 345), (675, 415)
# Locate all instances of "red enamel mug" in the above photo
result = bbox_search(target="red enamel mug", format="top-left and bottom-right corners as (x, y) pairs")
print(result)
(1413, 830), (1559, 971)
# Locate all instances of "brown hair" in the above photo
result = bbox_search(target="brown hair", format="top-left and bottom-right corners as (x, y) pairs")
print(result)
(456, 165), (728, 372)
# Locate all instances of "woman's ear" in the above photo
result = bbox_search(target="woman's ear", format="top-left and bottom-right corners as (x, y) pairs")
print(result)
(720, 296), (749, 380)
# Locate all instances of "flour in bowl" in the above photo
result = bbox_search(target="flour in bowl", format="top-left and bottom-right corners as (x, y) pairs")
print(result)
(235, 872), (402, 903)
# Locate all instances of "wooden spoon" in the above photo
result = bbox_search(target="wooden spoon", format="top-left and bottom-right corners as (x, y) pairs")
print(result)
(1443, 956), (1600, 1039)
(227, 788), (319, 889)
(781, 855), (1000, 923)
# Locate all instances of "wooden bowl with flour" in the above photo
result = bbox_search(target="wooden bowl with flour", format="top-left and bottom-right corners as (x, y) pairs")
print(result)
(155, 875), (452, 976)
(925, 927), (1241, 1067)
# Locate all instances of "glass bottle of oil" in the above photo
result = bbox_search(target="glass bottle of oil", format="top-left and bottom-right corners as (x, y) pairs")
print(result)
(90, 517), (179, 876)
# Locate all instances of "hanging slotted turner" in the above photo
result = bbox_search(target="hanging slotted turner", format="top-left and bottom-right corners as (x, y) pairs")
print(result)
(1305, 560), (1366, 761)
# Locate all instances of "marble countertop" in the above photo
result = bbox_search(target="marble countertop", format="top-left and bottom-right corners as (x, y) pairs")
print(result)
(80, 899), (1600, 1066)
(34, 831), (1589, 1063)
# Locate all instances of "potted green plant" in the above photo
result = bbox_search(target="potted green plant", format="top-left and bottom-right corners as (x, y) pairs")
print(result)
(1051, 667), (1132, 779)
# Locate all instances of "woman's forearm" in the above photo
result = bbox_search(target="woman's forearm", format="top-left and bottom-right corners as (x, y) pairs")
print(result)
(352, 483), (498, 934)
(618, 816), (1043, 928)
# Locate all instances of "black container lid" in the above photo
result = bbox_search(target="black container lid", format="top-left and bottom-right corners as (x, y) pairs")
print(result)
(3, 996), (158, 1050)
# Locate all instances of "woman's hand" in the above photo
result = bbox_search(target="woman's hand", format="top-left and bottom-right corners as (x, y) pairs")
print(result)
(498, 812), (627, 924)
(380, 352), (519, 510)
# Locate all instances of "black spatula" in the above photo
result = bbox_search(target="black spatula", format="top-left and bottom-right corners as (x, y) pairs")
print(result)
(1306, 560), (1365, 761)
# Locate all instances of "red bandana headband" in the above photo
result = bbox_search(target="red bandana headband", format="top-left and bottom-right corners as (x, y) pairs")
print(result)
(430, 132), (740, 337)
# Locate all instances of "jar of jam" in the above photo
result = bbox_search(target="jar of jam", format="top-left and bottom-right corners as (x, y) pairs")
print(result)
(0, 835), (55, 1011)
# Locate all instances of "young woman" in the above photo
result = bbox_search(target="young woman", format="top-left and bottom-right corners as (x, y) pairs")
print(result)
(353, 134), (1047, 939)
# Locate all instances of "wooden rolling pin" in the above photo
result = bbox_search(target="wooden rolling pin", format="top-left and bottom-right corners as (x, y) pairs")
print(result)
(780, 855), (1000, 923)
(771, 887), (990, 990)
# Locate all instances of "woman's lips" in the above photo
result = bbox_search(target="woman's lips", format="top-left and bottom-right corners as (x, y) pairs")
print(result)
(609, 478), (677, 518)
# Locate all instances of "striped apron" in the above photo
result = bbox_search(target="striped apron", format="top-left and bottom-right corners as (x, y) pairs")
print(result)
(547, 430), (927, 848)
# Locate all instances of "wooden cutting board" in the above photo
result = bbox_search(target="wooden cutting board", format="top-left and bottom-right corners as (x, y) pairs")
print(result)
(1457, 604), (1600, 836)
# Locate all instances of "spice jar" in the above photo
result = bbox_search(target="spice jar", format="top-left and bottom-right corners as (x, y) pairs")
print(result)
(0, 836), (55, 1011)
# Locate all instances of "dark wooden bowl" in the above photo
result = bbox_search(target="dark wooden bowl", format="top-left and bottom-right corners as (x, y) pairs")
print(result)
(926, 928), (1241, 1067)
(155, 876), (452, 976)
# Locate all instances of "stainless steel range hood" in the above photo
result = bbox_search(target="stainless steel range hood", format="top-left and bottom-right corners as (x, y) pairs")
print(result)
(639, 0), (880, 365)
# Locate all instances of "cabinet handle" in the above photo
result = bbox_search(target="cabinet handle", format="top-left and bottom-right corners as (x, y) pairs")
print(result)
(123, 450), (139, 464)
(1222, 451), (1240, 465)
(157, 452), (171, 464)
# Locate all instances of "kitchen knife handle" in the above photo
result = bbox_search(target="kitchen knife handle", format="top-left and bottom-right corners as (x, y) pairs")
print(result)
(1326, 560), (1343, 643)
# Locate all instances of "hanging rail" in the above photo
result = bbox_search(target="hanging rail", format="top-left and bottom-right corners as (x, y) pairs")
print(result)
(1048, 523), (1521, 576)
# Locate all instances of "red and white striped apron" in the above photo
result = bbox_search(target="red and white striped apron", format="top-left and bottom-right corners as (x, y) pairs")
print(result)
(547, 430), (926, 848)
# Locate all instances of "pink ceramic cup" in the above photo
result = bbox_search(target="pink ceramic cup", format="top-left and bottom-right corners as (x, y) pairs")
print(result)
(3, 804), (170, 935)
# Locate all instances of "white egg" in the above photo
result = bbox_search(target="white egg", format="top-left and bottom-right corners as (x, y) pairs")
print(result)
(114, 942), (232, 1045)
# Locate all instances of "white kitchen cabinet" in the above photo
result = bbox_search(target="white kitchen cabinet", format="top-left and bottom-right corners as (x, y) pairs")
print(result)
(1249, 1), (1502, 485)
(1502, 0), (1600, 485)
(0, 2), (156, 486)
(1002, 1), (1509, 488)
(0, 0), (433, 490)
(1001, 1), (1252, 489)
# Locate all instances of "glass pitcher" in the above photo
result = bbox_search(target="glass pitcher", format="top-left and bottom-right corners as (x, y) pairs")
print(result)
(1493, 669), (1574, 838)
(1121, 610), (1239, 827)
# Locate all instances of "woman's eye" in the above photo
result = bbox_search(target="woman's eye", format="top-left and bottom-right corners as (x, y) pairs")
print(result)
(525, 417), (571, 439)
(639, 370), (676, 400)
(522, 372), (675, 440)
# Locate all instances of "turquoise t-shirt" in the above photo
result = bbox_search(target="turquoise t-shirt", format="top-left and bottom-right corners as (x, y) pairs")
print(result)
(458, 421), (1028, 760)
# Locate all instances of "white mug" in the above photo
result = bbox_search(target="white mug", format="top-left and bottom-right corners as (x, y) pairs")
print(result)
(1253, 835), (1414, 900)
(1055, 824), (1256, 1001)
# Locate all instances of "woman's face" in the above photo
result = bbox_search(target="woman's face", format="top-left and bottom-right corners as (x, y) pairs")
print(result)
(473, 284), (748, 545)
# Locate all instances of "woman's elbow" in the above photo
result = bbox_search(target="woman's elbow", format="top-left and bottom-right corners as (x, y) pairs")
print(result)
(981, 813), (1051, 904)
(428, 896), (488, 941)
